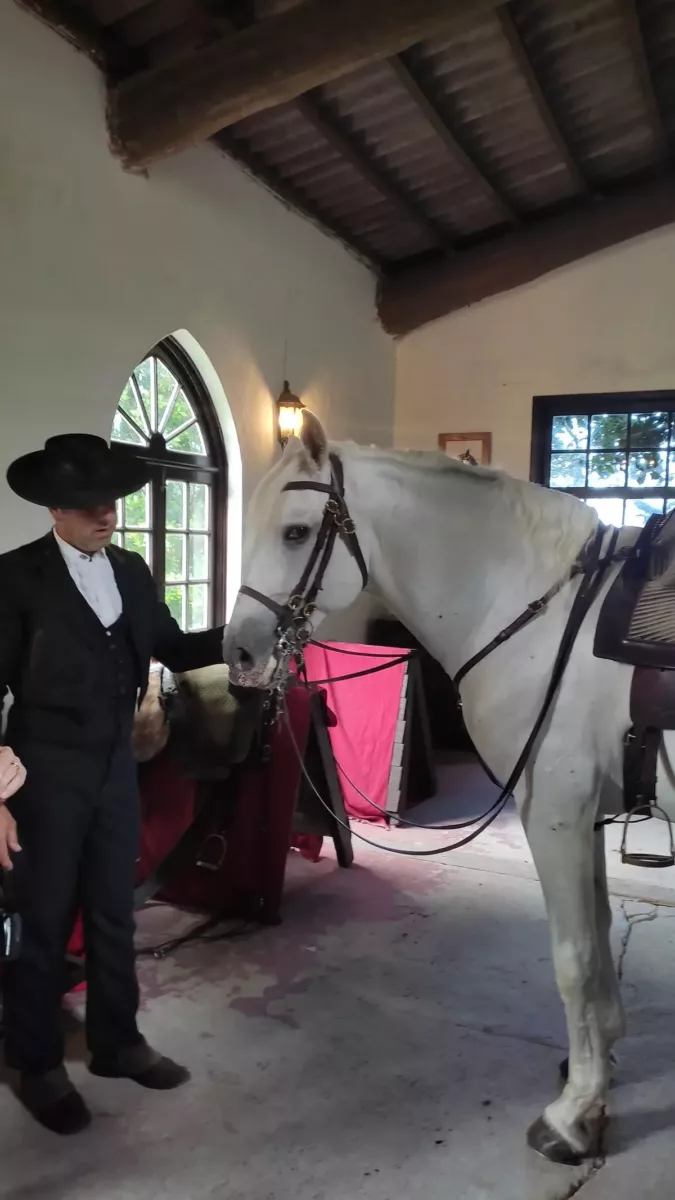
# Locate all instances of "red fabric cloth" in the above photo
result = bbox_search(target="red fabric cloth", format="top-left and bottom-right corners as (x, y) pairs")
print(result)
(291, 833), (323, 863)
(65, 686), (318, 976)
(301, 642), (407, 825)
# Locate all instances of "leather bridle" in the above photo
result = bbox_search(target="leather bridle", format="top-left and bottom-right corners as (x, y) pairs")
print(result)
(240, 453), (368, 651)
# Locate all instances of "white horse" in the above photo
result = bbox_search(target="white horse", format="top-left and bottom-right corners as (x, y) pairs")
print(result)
(223, 411), (673, 1165)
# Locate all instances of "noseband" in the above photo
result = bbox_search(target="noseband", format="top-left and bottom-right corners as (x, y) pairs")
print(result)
(240, 452), (368, 656)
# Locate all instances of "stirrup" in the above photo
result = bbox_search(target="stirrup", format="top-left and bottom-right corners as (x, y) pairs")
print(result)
(621, 803), (675, 868)
(196, 834), (227, 872)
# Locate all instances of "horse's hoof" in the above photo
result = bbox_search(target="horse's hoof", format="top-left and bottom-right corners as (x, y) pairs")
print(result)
(526, 1116), (585, 1166)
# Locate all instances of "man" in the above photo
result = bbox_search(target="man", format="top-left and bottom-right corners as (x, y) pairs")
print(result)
(0, 433), (225, 1135)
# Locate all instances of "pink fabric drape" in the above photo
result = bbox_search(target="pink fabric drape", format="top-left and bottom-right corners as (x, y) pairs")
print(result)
(301, 642), (408, 825)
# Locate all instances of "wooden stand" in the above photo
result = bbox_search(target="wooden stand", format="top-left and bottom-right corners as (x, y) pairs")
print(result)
(293, 690), (354, 867)
(385, 653), (436, 824)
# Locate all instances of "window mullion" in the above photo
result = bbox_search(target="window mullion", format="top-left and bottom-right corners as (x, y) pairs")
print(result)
(154, 470), (167, 590)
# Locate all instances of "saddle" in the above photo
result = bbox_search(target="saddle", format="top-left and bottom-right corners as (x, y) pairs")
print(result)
(594, 510), (675, 864)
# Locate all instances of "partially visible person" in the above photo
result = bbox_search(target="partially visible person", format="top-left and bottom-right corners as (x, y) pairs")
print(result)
(0, 746), (26, 867)
(1, 433), (225, 1136)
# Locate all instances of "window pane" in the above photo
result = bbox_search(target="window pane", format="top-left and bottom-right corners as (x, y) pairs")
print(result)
(549, 453), (586, 487)
(119, 381), (150, 437)
(551, 416), (588, 451)
(590, 413), (627, 450)
(166, 479), (187, 529)
(628, 451), (666, 487)
(124, 531), (151, 564)
(157, 360), (179, 429)
(625, 497), (665, 527)
(588, 453), (626, 487)
(630, 412), (669, 448)
(189, 483), (210, 531)
(586, 497), (624, 526)
(135, 359), (154, 427)
(164, 391), (194, 437)
(165, 533), (186, 582)
(188, 585), (209, 631)
(124, 485), (150, 528)
(189, 534), (209, 580)
(111, 532), (123, 548)
(168, 422), (206, 455)
(112, 410), (145, 446)
(667, 499), (675, 514)
(165, 585), (186, 630)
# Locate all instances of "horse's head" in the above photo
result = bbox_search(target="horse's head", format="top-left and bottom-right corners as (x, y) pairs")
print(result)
(223, 412), (369, 684)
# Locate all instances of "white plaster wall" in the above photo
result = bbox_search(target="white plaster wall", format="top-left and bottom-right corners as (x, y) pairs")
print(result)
(0, 3), (394, 626)
(395, 224), (675, 479)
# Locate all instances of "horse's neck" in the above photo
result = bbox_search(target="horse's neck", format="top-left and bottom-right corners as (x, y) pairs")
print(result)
(344, 449), (595, 677)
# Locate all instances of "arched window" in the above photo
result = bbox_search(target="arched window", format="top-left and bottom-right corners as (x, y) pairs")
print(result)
(111, 338), (227, 631)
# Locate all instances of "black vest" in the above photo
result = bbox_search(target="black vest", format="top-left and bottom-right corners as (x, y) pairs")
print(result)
(87, 613), (138, 744)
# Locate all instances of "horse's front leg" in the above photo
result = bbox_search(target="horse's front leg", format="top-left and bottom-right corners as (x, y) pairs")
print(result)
(522, 796), (609, 1164)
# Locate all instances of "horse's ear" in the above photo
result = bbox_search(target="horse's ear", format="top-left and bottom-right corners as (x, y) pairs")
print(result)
(300, 410), (328, 470)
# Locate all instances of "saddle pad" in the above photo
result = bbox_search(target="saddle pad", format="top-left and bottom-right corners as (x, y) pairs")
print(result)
(594, 520), (675, 669)
(628, 573), (675, 646)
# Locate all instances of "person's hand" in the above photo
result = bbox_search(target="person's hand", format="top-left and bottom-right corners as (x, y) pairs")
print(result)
(0, 804), (21, 871)
(0, 746), (26, 802)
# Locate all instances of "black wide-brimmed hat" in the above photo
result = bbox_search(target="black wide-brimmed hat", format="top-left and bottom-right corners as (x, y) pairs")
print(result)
(7, 434), (151, 509)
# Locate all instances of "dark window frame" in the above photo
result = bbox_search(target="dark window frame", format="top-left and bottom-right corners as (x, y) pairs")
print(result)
(531, 391), (675, 520)
(114, 336), (228, 627)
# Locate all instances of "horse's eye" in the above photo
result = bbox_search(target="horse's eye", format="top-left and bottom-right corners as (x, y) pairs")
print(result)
(283, 524), (311, 545)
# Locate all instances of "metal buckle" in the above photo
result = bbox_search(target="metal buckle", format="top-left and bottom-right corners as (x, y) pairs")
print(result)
(621, 803), (675, 868)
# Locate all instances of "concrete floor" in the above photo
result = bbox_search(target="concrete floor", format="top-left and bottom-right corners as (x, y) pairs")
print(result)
(3, 756), (675, 1199)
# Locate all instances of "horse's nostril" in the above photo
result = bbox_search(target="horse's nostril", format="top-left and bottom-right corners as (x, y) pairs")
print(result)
(236, 646), (254, 671)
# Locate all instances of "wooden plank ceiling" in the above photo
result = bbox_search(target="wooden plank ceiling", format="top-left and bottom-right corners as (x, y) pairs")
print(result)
(18, 0), (675, 335)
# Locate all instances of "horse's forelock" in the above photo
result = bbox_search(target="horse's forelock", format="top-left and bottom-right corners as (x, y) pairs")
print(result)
(246, 445), (313, 539)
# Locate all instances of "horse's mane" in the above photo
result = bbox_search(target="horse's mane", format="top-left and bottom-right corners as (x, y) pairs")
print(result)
(343, 441), (502, 481)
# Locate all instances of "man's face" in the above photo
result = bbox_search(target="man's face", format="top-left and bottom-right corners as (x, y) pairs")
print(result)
(50, 503), (118, 553)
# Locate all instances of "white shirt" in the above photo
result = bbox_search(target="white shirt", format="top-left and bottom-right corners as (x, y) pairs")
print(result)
(54, 530), (123, 628)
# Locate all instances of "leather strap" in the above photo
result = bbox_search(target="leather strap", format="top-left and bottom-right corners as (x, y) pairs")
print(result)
(240, 452), (368, 627)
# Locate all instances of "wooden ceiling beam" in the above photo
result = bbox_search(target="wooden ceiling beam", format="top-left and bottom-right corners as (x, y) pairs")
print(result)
(389, 54), (517, 227)
(378, 173), (675, 336)
(295, 94), (455, 252)
(111, 0), (194, 49)
(616, 0), (670, 159)
(213, 130), (381, 270)
(88, 0), (153, 24)
(496, 4), (589, 196)
(16, 0), (111, 66)
(108, 0), (509, 170)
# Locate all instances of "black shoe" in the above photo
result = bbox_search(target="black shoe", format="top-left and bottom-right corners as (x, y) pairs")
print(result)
(89, 1053), (190, 1090)
(19, 1077), (91, 1136)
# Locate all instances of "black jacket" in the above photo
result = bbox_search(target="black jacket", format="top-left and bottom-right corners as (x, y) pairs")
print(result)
(0, 533), (224, 748)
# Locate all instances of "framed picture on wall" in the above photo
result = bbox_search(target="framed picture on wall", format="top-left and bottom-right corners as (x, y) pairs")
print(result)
(438, 431), (492, 466)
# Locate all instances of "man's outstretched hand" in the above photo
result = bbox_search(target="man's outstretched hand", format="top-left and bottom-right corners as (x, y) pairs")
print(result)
(0, 747), (25, 870)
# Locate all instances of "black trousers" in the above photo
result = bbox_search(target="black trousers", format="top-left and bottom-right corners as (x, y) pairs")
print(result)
(2, 737), (143, 1073)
